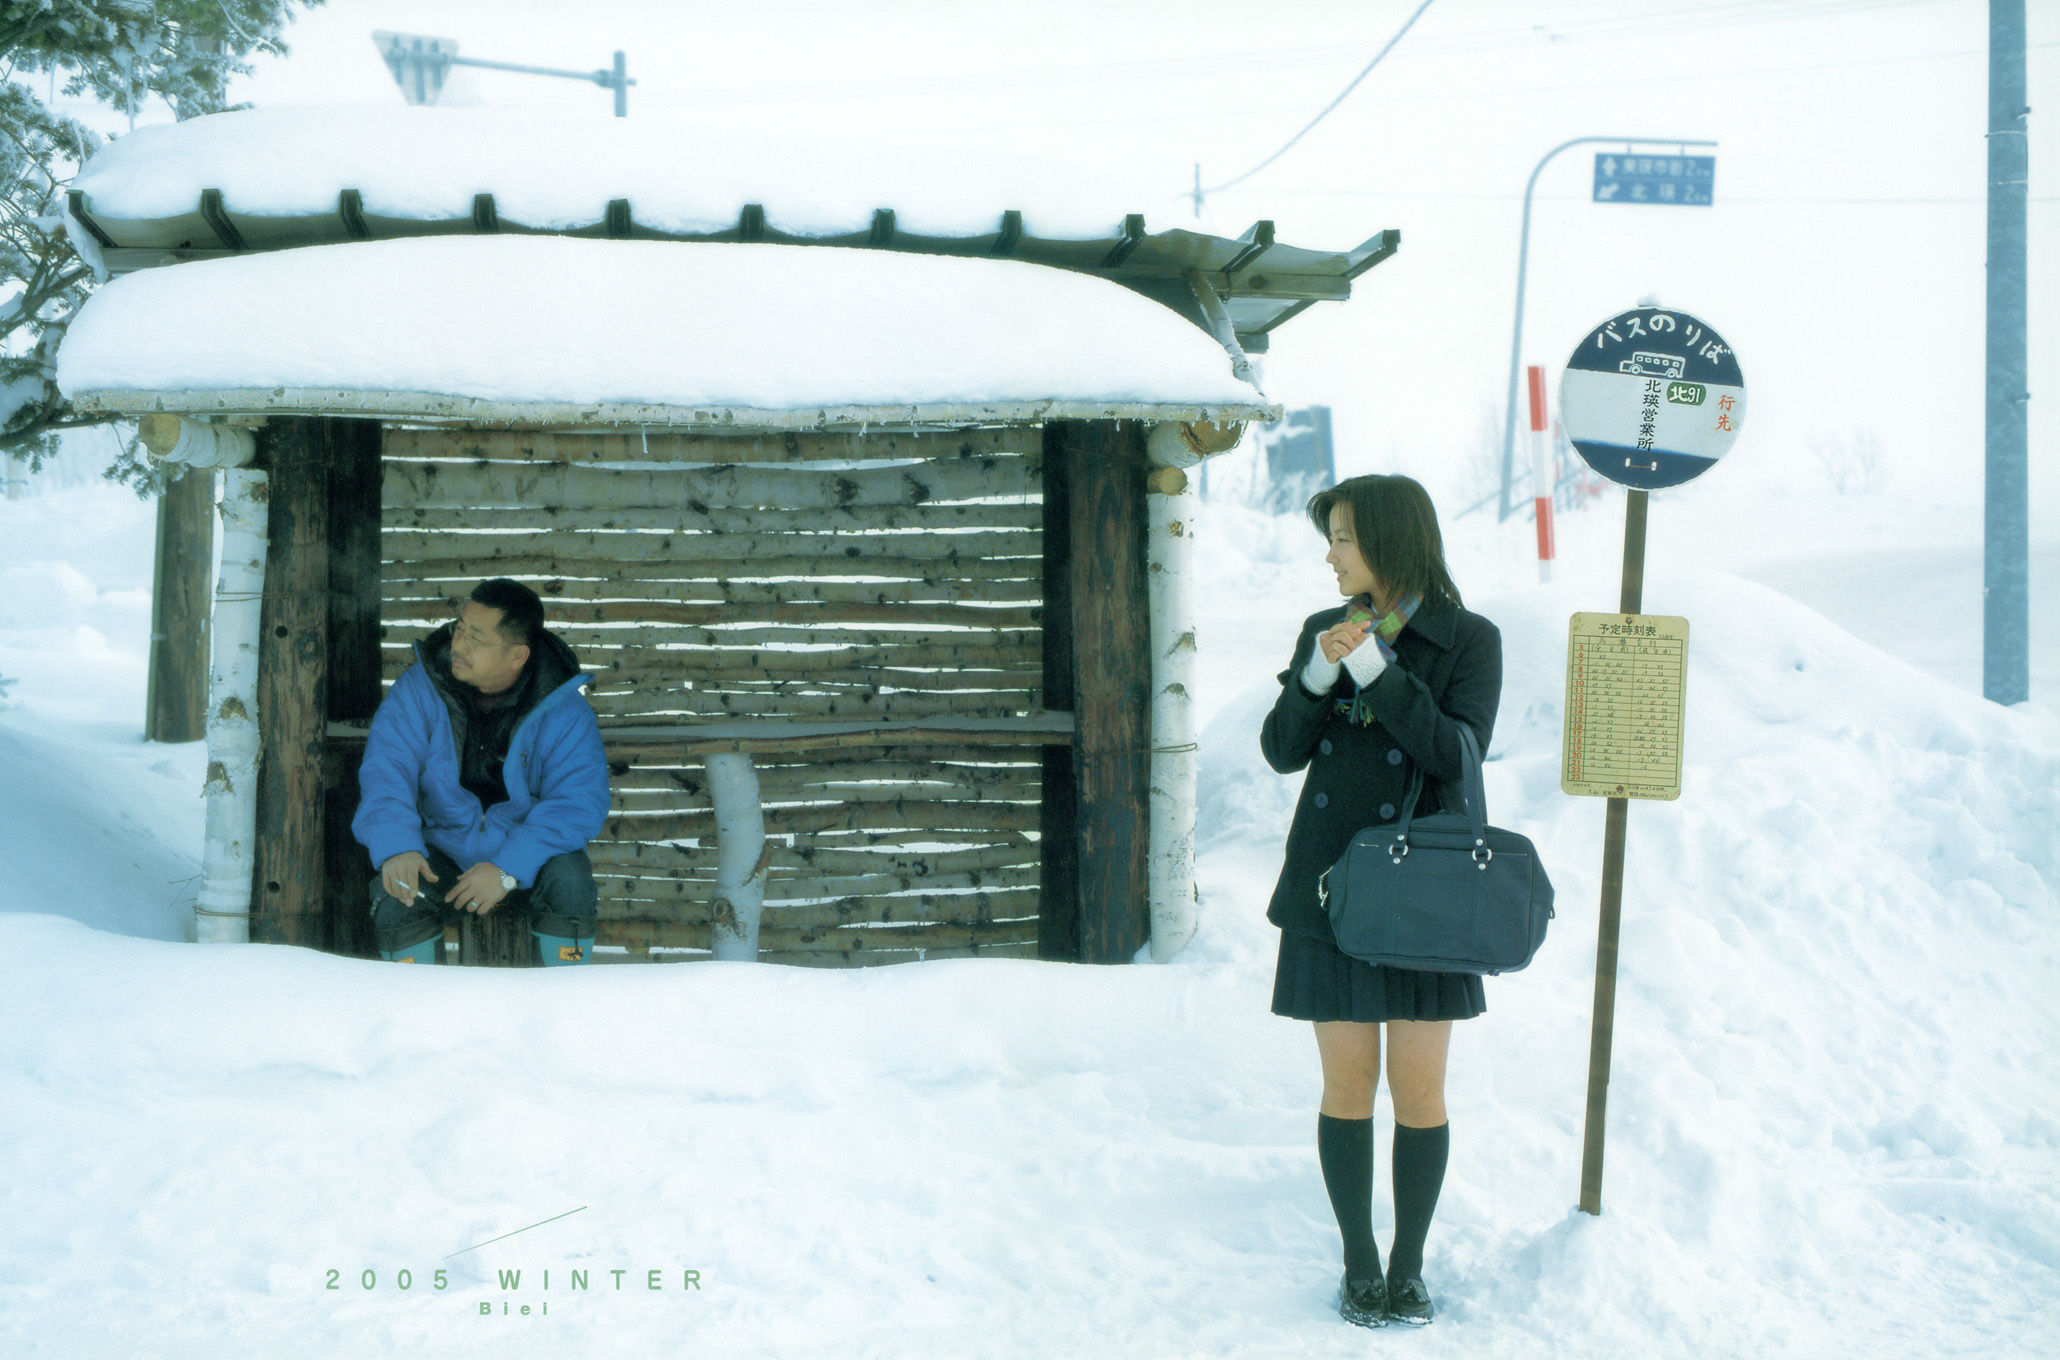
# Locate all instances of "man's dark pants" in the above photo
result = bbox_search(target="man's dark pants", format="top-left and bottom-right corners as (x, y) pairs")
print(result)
(368, 846), (598, 955)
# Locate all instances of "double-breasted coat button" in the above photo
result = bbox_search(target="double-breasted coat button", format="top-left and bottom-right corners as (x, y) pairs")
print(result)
(1314, 792), (1330, 809)
(1380, 803), (1397, 820)
(1319, 739), (1333, 755)
(1387, 749), (1404, 765)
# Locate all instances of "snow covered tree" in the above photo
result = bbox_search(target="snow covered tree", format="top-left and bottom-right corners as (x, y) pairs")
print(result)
(1, 0), (319, 469)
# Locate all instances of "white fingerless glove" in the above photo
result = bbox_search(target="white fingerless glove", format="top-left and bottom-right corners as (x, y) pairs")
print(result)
(1342, 640), (1388, 687)
(1300, 650), (1342, 697)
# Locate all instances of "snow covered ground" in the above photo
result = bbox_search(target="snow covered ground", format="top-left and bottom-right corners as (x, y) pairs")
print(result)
(5, 1), (2057, 1356)
(1, 465), (2053, 1360)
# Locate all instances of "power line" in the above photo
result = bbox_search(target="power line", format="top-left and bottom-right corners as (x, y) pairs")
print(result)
(1399, 0), (1951, 53)
(1201, 0), (1438, 196)
(1053, 41), (2019, 135)
(624, 0), (1960, 113)
(1253, 188), (2057, 205)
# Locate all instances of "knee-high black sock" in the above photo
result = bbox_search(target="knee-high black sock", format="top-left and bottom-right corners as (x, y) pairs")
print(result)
(1388, 1121), (1449, 1281)
(1317, 1114), (1379, 1280)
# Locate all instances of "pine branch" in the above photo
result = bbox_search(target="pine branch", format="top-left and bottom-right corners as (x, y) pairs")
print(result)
(0, 0), (328, 483)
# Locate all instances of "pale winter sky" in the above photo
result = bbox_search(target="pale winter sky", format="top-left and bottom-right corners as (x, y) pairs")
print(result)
(45, 0), (2060, 518)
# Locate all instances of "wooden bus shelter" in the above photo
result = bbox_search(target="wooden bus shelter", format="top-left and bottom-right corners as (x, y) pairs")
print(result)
(57, 111), (1397, 968)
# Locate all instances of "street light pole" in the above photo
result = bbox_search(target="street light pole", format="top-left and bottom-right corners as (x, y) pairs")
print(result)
(1498, 135), (1716, 520)
(374, 32), (636, 116)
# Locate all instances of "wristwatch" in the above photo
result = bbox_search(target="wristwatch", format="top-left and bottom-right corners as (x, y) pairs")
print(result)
(498, 870), (517, 893)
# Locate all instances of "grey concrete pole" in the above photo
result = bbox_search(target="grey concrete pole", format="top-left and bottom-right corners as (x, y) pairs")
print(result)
(1985, 0), (2029, 705)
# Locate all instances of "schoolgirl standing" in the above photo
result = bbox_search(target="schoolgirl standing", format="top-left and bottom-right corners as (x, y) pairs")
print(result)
(1259, 474), (1502, 1327)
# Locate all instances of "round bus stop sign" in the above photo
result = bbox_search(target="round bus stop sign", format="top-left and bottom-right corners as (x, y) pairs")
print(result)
(1559, 307), (1745, 490)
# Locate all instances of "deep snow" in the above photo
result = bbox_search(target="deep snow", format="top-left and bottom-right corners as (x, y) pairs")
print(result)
(5, 1), (2057, 1355)
(1, 469), (2054, 1360)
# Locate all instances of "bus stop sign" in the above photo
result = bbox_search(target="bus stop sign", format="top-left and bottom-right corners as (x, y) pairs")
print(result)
(1559, 306), (1745, 491)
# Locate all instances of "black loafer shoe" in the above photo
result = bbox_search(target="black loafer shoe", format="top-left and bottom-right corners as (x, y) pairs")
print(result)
(1337, 1271), (1389, 1328)
(1386, 1273), (1435, 1325)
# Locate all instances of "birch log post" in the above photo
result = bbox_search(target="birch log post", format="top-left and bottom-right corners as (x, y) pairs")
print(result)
(140, 416), (266, 943)
(196, 467), (268, 944)
(1144, 460), (1199, 962)
(707, 752), (767, 961)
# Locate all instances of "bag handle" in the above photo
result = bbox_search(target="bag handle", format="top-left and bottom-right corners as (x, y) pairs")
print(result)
(1391, 723), (1492, 859)
(1324, 721), (1493, 902)
(1451, 723), (1490, 837)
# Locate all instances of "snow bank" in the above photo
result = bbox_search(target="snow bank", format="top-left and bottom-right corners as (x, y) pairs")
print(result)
(55, 235), (1263, 416)
(3, 476), (2056, 1357)
(71, 105), (1141, 241)
(0, 726), (201, 943)
(1190, 567), (2059, 1357)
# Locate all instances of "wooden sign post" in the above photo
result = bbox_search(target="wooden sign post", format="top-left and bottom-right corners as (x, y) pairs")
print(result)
(1556, 305), (1745, 1215)
(1565, 497), (1693, 1215)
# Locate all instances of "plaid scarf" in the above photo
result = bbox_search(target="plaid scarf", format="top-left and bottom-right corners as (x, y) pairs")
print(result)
(1338, 591), (1421, 726)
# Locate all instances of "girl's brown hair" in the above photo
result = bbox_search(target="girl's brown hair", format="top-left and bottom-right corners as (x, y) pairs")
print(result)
(1306, 474), (1463, 610)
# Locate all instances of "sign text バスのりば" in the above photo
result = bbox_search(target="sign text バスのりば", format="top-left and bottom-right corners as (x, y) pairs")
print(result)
(1558, 307), (1745, 492)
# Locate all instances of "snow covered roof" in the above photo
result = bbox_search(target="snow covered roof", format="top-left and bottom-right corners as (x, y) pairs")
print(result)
(65, 107), (1398, 353)
(56, 236), (1279, 428)
(75, 107), (1139, 241)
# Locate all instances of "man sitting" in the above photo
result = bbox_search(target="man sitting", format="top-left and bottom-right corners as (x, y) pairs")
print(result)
(353, 578), (609, 966)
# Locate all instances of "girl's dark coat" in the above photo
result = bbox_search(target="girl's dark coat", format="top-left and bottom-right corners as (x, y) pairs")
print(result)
(1261, 598), (1503, 941)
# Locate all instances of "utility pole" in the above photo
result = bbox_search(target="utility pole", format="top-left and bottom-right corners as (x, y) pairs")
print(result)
(1984, 0), (2029, 705)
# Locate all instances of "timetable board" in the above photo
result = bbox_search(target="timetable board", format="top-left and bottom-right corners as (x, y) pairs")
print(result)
(1562, 612), (1689, 800)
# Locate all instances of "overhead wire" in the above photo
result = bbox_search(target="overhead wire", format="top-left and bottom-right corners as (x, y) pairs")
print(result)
(1256, 188), (2057, 205)
(1044, 39), (2051, 134)
(1395, 0), (1952, 52)
(625, 0), (1958, 112)
(1202, 0), (1437, 194)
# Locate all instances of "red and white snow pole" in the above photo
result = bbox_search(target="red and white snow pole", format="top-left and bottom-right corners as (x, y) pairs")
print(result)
(1528, 365), (1556, 583)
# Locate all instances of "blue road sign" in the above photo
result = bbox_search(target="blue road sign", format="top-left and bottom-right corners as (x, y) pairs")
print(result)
(1559, 307), (1744, 491)
(1593, 153), (1715, 206)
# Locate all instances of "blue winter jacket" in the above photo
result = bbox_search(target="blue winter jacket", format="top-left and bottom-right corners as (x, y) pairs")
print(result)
(352, 627), (610, 887)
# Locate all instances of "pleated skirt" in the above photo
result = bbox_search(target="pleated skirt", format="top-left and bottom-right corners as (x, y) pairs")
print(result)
(1270, 927), (1486, 1023)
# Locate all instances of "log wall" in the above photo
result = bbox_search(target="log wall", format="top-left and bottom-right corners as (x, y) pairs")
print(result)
(372, 426), (1049, 965)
